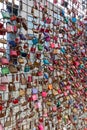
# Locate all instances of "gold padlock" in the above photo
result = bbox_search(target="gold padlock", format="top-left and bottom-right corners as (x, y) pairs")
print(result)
(19, 89), (25, 96)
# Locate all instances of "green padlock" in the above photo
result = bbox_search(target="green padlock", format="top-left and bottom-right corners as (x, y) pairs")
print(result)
(38, 44), (43, 51)
(1, 67), (9, 75)
(1, 9), (10, 19)
(85, 88), (87, 92)
(57, 100), (61, 107)
(64, 17), (68, 24)
(24, 63), (30, 72)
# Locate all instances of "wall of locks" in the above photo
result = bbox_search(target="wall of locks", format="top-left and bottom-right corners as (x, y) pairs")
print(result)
(0, 0), (87, 130)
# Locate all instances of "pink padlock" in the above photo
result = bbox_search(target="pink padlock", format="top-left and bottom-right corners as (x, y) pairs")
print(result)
(75, 83), (79, 88)
(42, 92), (47, 98)
(58, 89), (62, 94)
(38, 124), (44, 130)
(35, 102), (41, 109)
(0, 123), (4, 130)
(64, 92), (67, 96)
(1, 57), (9, 65)
(59, 66), (64, 70)
(10, 50), (17, 57)
(0, 84), (6, 91)
(48, 66), (54, 71)
(84, 128), (87, 130)
(69, 90), (74, 95)
(53, 0), (58, 4)
(14, 25), (18, 33)
(50, 42), (55, 48)
(66, 85), (71, 90)
(66, 70), (70, 74)
(32, 94), (38, 101)
(52, 106), (57, 112)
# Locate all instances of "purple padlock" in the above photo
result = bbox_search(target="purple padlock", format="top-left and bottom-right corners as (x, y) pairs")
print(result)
(45, 36), (50, 42)
(44, 46), (50, 51)
(32, 88), (38, 94)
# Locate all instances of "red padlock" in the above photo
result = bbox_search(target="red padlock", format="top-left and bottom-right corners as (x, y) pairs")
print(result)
(30, 47), (36, 53)
(0, 106), (3, 111)
(36, 53), (41, 59)
(28, 76), (32, 83)
(39, 117), (43, 122)
(27, 53), (30, 59)
(13, 99), (19, 104)
(28, 97), (32, 102)
(23, 42), (28, 49)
